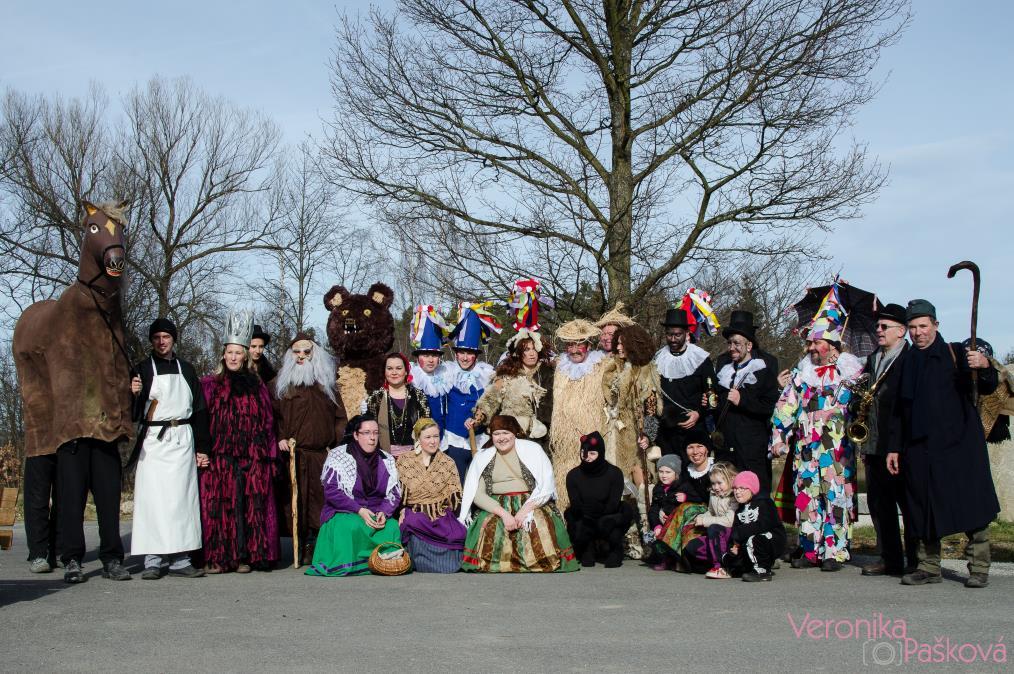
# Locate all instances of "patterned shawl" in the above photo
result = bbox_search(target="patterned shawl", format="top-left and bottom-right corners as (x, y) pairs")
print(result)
(396, 449), (462, 521)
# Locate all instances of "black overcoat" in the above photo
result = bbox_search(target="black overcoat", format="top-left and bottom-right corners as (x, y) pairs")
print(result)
(888, 333), (999, 538)
(714, 351), (780, 469)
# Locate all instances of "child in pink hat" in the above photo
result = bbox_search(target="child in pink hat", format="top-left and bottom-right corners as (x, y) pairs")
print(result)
(720, 471), (787, 582)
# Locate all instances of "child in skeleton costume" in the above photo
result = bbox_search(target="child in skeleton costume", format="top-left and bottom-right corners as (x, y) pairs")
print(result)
(654, 307), (716, 465)
(770, 285), (863, 571)
(445, 302), (499, 480)
(130, 318), (210, 579)
(549, 319), (609, 511)
(408, 305), (452, 434)
(471, 328), (554, 449)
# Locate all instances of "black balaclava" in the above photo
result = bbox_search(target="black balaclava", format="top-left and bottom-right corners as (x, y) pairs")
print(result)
(579, 431), (608, 476)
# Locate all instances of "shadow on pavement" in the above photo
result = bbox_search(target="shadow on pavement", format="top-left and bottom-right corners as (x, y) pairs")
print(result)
(0, 578), (72, 608)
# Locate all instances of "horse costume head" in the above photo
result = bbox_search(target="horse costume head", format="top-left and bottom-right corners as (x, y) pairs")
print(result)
(78, 199), (130, 293)
(13, 197), (134, 459)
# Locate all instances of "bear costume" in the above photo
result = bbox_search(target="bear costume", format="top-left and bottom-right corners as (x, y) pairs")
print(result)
(324, 282), (396, 417)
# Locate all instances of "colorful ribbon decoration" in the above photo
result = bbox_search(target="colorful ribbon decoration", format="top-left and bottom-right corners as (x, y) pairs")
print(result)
(679, 287), (721, 338)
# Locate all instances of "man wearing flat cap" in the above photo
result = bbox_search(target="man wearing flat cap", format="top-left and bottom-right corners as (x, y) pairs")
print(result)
(888, 299), (1000, 588)
(857, 303), (917, 577)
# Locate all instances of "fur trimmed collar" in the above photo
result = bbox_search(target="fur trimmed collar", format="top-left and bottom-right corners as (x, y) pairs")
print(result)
(654, 343), (709, 380)
(556, 349), (607, 381)
(716, 357), (767, 389)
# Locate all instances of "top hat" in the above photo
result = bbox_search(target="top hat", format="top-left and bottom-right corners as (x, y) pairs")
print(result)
(660, 307), (691, 328)
(721, 310), (757, 342)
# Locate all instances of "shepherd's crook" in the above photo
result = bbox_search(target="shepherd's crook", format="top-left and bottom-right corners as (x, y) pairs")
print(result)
(947, 260), (980, 405)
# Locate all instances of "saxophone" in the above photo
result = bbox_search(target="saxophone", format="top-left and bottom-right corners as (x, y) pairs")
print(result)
(842, 373), (875, 444)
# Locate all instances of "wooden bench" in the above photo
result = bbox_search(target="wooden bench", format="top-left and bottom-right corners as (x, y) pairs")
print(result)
(0, 486), (18, 550)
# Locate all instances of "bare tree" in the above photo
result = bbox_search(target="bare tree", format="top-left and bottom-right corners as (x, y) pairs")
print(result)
(325, 0), (908, 314)
(121, 77), (282, 338)
(0, 78), (284, 366)
(257, 140), (383, 338)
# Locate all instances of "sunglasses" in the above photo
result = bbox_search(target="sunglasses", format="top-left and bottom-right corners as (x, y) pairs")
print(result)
(875, 323), (902, 331)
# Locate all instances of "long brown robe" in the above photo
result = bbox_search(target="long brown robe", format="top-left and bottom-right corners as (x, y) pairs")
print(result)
(271, 382), (348, 539)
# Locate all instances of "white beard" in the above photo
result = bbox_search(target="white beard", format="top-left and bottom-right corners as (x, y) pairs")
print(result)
(274, 343), (337, 403)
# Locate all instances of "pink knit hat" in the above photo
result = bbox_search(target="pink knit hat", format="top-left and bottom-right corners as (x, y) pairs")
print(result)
(732, 471), (760, 496)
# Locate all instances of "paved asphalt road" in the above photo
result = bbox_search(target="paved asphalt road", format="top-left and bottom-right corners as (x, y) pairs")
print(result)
(2, 524), (1011, 672)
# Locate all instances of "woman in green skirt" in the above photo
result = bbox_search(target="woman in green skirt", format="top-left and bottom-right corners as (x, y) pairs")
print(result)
(459, 415), (578, 573)
(306, 414), (404, 577)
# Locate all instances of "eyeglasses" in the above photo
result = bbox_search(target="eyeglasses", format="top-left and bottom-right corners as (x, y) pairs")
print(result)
(732, 486), (752, 492)
(875, 323), (902, 331)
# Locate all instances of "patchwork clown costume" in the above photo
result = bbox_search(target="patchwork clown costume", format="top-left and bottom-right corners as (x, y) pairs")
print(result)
(769, 284), (864, 565)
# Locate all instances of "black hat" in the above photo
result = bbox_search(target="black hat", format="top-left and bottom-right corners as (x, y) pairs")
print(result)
(721, 310), (757, 343)
(251, 324), (271, 345)
(905, 299), (937, 322)
(875, 303), (907, 325)
(148, 318), (178, 342)
(660, 308), (691, 328)
(684, 428), (713, 453)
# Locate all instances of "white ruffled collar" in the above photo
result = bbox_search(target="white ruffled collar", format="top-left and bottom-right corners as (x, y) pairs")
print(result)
(716, 357), (767, 389)
(446, 361), (495, 394)
(409, 362), (453, 397)
(688, 457), (714, 478)
(792, 352), (864, 389)
(654, 343), (709, 380)
(556, 349), (607, 380)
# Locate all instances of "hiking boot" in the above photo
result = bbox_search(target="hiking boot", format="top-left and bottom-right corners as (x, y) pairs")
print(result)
(901, 569), (942, 585)
(742, 571), (772, 582)
(168, 564), (206, 578)
(820, 559), (842, 572)
(28, 557), (52, 574)
(861, 560), (902, 576)
(965, 573), (989, 589)
(102, 560), (132, 581)
(791, 556), (815, 569)
(63, 559), (86, 584)
(141, 566), (162, 580)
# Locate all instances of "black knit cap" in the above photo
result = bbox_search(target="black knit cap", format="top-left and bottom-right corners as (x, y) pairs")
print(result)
(684, 428), (713, 453)
(148, 318), (178, 342)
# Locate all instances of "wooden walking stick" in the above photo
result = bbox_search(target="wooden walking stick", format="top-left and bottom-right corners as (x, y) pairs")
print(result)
(468, 425), (479, 456)
(289, 438), (300, 569)
(947, 261), (981, 405)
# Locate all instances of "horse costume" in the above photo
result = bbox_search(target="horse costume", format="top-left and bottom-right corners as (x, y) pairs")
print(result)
(14, 199), (134, 580)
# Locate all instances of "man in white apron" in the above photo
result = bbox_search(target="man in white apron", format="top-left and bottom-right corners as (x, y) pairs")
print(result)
(129, 319), (210, 579)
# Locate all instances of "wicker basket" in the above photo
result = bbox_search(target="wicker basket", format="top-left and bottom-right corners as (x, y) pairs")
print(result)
(368, 542), (412, 576)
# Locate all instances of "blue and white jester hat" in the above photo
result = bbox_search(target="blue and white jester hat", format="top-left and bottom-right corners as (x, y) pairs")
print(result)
(410, 304), (448, 355)
(448, 301), (502, 352)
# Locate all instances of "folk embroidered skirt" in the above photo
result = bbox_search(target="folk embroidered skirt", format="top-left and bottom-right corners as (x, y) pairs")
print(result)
(461, 493), (579, 573)
(401, 509), (465, 574)
(657, 502), (708, 554)
(305, 513), (401, 577)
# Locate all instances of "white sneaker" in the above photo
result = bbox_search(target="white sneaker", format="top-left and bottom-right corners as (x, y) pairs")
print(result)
(28, 558), (52, 573)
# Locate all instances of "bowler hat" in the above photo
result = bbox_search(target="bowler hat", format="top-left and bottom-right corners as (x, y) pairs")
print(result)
(874, 303), (906, 325)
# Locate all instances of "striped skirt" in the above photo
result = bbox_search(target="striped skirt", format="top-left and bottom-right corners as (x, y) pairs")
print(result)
(461, 493), (579, 573)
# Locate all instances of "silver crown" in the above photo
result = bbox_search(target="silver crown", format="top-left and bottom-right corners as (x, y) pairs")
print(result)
(223, 308), (254, 348)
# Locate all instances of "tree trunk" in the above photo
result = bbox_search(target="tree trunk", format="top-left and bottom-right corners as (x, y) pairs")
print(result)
(605, 1), (634, 307)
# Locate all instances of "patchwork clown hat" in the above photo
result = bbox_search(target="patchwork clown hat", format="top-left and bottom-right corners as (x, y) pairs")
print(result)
(804, 282), (848, 343)
(508, 278), (545, 331)
(410, 304), (448, 355)
(448, 301), (502, 351)
(678, 287), (721, 339)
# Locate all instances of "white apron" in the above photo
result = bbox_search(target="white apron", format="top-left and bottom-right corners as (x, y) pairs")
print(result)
(131, 358), (202, 555)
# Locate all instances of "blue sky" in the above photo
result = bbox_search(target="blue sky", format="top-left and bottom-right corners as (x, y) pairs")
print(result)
(3, 1), (1012, 355)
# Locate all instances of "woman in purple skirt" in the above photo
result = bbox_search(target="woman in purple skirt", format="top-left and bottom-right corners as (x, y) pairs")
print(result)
(396, 419), (467, 572)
